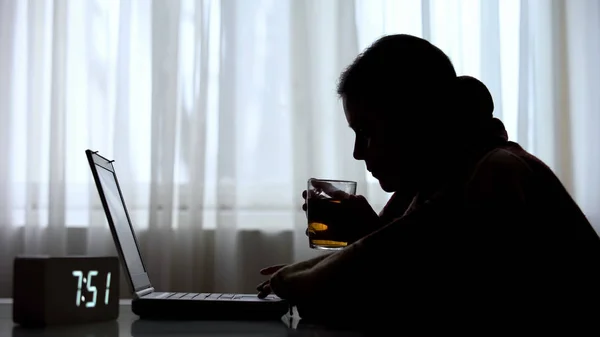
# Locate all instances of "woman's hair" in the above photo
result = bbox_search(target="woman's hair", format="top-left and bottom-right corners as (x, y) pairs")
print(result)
(337, 34), (494, 129)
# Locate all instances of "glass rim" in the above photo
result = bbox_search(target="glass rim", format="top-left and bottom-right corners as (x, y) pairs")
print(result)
(307, 178), (357, 185)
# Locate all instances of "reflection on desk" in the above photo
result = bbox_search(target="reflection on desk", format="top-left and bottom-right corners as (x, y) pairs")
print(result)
(12, 321), (119, 337)
(131, 318), (289, 336)
(10, 316), (368, 337)
(129, 316), (368, 337)
(2, 299), (371, 337)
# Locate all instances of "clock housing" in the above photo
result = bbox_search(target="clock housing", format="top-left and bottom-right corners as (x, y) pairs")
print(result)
(13, 256), (120, 326)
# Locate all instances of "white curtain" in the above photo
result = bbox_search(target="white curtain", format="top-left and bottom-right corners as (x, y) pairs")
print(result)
(1, 0), (599, 297)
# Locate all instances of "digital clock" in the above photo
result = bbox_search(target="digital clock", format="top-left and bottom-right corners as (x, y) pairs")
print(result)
(12, 256), (120, 327)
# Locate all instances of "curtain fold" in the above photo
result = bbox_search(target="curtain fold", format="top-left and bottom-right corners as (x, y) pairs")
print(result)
(146, 0), (181, 290)
(480, 0), (503, 121)
(516, 0), (530, 151)
(175, 0), (210, 292)
(214, 0), (239, 293)
(564, 0), (600, 229)
(1, 0), (599, 297)
(0, 0), (17, 293)
(46, 0), (68, 256)
(23, 0), (48, 256)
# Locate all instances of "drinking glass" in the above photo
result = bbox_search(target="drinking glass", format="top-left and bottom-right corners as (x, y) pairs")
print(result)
(306, 178), (357, 250)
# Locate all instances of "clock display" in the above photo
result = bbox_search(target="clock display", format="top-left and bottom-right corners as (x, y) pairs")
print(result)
(71, 270), (112, 307)
(13, 256), (120, 326)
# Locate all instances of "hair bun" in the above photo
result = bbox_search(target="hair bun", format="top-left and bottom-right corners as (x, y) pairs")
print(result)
(455, 76), (494, 120)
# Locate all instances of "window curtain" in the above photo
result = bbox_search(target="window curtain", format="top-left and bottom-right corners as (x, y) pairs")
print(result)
(1, 0), (598, 297)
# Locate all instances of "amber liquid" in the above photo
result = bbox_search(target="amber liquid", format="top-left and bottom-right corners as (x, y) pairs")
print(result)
(307, 199), (348, 250)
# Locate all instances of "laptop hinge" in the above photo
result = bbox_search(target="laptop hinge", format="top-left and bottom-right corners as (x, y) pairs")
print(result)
(135, 287), (154, 299)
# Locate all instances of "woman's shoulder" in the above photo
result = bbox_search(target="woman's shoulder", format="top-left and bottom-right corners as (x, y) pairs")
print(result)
(464, 142), (537, 204)
(477, 142), (534, 169)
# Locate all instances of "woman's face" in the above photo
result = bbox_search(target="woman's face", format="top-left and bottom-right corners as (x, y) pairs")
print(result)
(342, 96), (428, 194)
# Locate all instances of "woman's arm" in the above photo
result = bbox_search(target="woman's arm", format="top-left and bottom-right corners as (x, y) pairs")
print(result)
(272, 149), (535, 323)
(271, 196), (457, 305)
(279, 252), (333, 275)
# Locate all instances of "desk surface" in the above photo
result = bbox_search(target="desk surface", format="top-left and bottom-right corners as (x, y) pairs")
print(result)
(0, 299), (370, 337)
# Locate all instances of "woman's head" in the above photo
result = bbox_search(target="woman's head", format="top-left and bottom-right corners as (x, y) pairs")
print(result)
(338, 34), (494, 192)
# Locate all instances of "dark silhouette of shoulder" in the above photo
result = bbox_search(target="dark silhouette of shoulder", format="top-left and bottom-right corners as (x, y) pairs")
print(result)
(343, 141), (600, 332)
(465, 141), (597, 244)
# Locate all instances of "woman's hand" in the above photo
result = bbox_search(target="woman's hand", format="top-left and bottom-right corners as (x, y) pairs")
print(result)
(257, 263), (305, 300)
(256, 264), (286, 298)
(256, 254), (332, 299)
(302, 180), (380, 243)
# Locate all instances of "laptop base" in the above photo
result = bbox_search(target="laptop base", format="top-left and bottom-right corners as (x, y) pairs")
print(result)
(132, 296), (289, 321)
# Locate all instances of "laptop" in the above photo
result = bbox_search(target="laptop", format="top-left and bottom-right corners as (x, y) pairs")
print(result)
(85, 149), (290, 320)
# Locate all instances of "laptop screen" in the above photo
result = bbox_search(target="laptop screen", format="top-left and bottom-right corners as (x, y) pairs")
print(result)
(89, 152), (149, 291)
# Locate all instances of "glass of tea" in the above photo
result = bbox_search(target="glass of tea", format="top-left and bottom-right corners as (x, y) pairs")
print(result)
(306, 178), (357, 250)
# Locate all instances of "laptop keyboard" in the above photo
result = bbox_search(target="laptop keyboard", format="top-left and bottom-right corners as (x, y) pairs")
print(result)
(143, 292), (277, 300)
